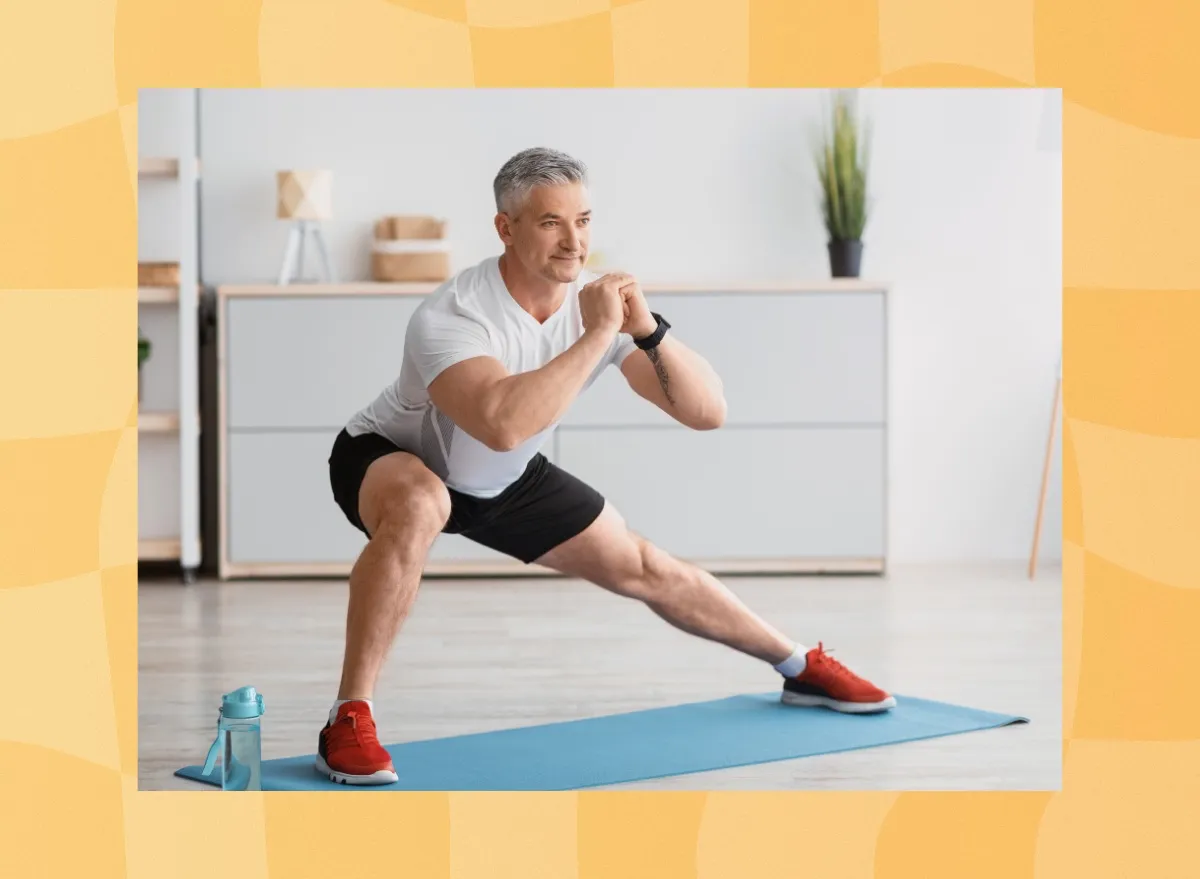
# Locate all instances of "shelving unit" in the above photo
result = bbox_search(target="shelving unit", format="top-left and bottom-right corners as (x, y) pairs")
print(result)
(138, 89), (201, 583)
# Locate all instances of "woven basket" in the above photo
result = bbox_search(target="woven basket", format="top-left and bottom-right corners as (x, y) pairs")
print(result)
(138, 261), (179, 286)
(371, 216), (451, 282)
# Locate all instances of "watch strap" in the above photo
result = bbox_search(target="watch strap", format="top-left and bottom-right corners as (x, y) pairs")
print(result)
(634, 312), (671, 350)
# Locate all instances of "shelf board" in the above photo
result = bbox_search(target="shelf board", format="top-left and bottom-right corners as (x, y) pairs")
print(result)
(139, 538), (181, 561)
(138, 285), (179, 304)
(138, 411), (179, 433)
(137, 411), (200, 434)
(138, 157), (179, 178)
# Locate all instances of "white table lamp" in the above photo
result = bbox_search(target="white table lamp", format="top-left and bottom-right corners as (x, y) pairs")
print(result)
(276, 170), (336, 284)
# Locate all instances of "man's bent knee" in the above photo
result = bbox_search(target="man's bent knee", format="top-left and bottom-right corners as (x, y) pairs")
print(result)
(378, 479), (450, 536)
(363, 465), (451, 542)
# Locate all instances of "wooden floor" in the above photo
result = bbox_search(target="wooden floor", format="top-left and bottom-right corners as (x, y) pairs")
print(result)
(139, 562), (1061, 791)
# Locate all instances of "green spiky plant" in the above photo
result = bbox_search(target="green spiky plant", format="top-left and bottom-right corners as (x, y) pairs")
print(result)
(138, 328), (152, 368)
(816, 91), (872, 243)
(138, 328), (151, 402)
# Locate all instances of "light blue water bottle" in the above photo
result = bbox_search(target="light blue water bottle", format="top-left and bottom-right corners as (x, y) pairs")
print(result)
(200, 686), (265, 790)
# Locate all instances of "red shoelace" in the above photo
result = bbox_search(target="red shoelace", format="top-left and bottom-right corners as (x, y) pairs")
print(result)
(327, 707), (384, 753)
(807, 642), (857, 681)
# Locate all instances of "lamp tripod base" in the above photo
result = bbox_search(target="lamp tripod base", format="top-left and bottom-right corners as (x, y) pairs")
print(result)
(278, 221), (336, 285)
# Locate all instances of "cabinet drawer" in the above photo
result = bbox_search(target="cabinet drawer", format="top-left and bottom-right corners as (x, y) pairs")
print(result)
(555, 426), (884, 559)
(228, 430), (363, 564)
(226, 296), (423, 429)
(562, 292), (885, 427)
(226, 429), (553, 566)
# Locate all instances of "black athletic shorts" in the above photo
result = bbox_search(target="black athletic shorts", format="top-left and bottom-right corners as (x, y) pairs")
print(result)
(327, 428), (606, 564)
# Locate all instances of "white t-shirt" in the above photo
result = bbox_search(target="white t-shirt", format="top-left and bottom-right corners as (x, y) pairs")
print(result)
(344, 255), (638, 498)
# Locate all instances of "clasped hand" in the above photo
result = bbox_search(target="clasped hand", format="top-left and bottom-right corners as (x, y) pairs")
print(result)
(579, 272), (657, 339)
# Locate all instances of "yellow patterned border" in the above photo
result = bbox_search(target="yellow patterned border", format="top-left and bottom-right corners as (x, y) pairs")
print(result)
(2, 0), (1196, 876)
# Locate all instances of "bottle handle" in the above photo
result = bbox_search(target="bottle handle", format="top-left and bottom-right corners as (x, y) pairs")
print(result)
(201, 726), (223, 777)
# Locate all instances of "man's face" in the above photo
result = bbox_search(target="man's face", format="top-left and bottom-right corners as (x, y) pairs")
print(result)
(499, 182), (591, 284)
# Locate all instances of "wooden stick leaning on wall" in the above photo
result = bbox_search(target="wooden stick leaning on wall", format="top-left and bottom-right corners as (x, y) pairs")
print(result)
(1029, 359), (1062, 579)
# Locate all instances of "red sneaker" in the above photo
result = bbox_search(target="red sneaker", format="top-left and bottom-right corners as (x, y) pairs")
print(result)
(315, 701), (398, 785)
(781, 643), (896, 713)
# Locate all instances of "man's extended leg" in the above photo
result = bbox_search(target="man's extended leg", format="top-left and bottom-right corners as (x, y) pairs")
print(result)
(534, 501), (894, 713)
(319, 451), (451, 784)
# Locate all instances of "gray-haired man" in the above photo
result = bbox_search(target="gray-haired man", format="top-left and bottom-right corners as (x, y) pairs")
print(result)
(319, 147), (894, 784)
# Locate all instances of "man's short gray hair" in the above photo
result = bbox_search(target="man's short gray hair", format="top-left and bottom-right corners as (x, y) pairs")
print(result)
(493, 147), (588, 215)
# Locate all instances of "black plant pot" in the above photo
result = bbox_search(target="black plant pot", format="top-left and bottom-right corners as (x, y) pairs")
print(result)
(828, 239), (863, 278)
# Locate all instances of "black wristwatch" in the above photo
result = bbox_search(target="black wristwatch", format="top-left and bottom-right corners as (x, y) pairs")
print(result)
(634, 312), (671, 350)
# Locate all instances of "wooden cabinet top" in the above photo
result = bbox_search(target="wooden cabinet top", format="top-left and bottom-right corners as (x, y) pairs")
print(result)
(215, 279), (890, 297)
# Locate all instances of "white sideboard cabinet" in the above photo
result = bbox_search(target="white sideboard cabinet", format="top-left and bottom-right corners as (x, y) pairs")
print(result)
(213, 281), (888, 579)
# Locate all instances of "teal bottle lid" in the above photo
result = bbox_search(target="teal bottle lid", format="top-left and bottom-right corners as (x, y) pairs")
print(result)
(221, 686), (265, 719)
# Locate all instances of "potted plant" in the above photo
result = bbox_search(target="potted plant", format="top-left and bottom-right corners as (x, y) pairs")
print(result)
(138, 327), (152, 403)
(816, 91), (872, 277)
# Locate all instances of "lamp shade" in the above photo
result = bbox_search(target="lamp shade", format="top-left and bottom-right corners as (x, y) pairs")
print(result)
(277, 170), (332, 220)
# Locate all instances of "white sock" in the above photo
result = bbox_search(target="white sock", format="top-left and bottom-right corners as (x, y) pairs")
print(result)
(330, 699), (373, 724)
(773, 644), (809, 678)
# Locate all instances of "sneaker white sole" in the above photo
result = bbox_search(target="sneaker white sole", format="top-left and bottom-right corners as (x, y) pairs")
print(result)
(781, 690), (897, 714)
(314, 754), (399, 785)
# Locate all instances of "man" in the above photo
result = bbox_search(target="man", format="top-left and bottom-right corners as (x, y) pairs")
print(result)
(322, 147), (894, 785)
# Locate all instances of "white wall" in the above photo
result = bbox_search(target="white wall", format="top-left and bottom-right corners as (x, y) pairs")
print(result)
(148, 88), (1060, 564)
(864, 90), (1062, 564)
(195, 88), (843, 285)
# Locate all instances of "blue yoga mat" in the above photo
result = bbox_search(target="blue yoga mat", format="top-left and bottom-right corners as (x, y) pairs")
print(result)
(176, 693), (1027, 791)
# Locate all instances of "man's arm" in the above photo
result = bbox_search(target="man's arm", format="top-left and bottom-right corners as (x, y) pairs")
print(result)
(619, 335), (727, 430)
(427, 328), (615, 451)
(422, 272), (630, 451)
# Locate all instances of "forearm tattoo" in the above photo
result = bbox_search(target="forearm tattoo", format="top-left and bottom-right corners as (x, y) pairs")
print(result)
(646, 347), (676, 406)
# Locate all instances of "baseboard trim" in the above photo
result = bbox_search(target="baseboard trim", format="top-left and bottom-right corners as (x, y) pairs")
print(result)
(217, 557), (885, 580)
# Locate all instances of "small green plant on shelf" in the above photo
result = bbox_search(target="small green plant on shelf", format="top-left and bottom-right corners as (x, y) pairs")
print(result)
(138, 328), (152, 402)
